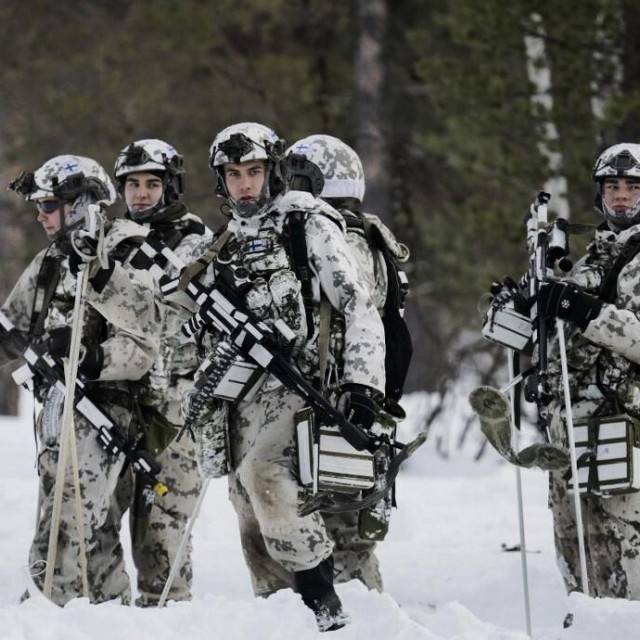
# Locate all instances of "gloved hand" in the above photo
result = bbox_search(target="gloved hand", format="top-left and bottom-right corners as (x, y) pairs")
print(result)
(43, 326), (103, 380)
(537, 281), (603, 331)
(338, 383), (380, 433)
(68, 233), (99, 277)
(46, 326), (72, 359)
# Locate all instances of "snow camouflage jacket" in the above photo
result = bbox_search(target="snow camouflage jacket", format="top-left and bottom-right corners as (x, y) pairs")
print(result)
(136, 206), (213, 426)
(196, 190), (386, 395)
(0, 218), (159, 383)
(546, 221), (640, 423)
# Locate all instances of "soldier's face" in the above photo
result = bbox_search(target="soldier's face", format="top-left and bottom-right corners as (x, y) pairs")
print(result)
(224, 161), (266, 203)
(36, 199), (71, 237)
(124, 172), (164, 212)
(603, 177), (640, 214)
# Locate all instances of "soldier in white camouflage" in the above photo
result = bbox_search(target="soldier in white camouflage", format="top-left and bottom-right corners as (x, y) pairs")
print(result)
(3, 155), (159, 605)
(186, 122), (386, 631)
(232, 134), (411, 597)
(537, 143), (640, 598)
(108, 139), (212, 606)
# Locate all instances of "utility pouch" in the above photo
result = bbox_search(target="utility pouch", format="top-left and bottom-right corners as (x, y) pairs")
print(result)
(139, 405), (178, 457)
(295, 406), (376, 494)
(567, 414), (640, 495)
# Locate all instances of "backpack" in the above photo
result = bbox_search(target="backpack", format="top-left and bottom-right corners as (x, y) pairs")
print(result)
(287, 208), (412, 401)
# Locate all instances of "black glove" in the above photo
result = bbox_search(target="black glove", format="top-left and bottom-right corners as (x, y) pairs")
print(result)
(78, 345), (104, 380)
(537, 281), (603, 331)
(68, 235), (98, 277)
(339, 383), (380, 432)
(46, 326), (72, 359)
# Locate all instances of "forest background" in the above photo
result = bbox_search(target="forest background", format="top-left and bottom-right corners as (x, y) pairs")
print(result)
(0, 0), (638, 419)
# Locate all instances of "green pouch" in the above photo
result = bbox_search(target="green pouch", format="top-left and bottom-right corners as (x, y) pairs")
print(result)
(139, 405), (178, 457)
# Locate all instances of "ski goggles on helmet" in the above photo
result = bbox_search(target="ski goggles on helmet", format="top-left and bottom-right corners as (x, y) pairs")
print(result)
(36, 199), (62, 214)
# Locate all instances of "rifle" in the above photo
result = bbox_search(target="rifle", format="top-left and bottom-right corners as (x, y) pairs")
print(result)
(133, 232), (386, 453)
(0, 309), (167, 496)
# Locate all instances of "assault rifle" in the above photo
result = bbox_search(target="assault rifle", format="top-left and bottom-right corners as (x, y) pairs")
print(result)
(0, 309), (167, 496)
(133, 233), (380, 453)
(523, 192), (572, 434)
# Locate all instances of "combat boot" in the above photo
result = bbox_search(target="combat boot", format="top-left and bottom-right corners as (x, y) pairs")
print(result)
(293, 556), (350, 632)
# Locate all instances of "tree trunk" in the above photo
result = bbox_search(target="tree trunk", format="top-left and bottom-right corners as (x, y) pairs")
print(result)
(355, 0), (391, 224)
(618, 1), (640, 141)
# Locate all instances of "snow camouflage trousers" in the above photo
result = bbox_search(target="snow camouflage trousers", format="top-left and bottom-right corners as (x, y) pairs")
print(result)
(228, 480), (384, 596)
(30, 402), (133, 606)
(548, 402), (640, 598)
(228, 383), (334, 574)
(109, 427), (202, 606)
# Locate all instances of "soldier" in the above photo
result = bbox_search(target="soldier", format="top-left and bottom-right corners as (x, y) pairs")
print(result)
(537, 143), (640, 598)
(185, 122), (386, 631)
(110, 139), (212, 606)
(231, 133), (412, 596)
(4, 155), (159, 605)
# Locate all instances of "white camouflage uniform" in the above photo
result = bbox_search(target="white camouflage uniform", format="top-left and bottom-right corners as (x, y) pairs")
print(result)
(0, 218), (159, 606)
(547, 222), (640, 597)
(193, 189), (386, 586)
(109, 203), (212, 606)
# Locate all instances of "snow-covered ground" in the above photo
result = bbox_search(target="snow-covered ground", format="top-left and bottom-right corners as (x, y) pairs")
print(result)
(1, 390), (640, 639)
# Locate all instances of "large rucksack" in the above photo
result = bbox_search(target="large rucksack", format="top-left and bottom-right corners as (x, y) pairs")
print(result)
(286, 208), (412, 401)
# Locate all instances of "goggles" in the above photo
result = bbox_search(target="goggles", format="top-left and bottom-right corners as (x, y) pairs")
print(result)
(36, 200), (61, 214)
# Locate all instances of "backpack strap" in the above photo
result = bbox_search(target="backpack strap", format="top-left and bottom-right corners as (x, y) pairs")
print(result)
(286, 210), (316, 339)
(599, 232), (640, 303)
(29, 249), (64, 339)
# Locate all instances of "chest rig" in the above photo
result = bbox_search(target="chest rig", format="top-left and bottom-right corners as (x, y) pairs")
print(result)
(214, 216), (308, 354)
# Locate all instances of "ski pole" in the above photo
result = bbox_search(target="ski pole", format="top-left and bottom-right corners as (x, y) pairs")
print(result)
(158, 477), (211, 607)
(43, 265), (90, 600)
(556, 318), (589, 596)
(507, 350), (532, 638)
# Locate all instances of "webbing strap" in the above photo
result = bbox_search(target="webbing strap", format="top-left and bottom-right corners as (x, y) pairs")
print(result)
(177, 228), (232, 292)
(317, 296), (333, 391)
(287, 211), (315, 339)
(599, 233), (640, 303)
(29, 251), (63, 339)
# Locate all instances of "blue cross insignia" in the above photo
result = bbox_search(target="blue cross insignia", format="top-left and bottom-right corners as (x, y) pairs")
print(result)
(62, 162), (79, 172)
(248, 238), (265, 252)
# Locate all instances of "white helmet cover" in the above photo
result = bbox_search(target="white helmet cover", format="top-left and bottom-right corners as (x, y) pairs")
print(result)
(24, 155), (116, 205)
(209, 122), (280, 168)
(286, 134), (365, 202)
(593, 143), (640, 229)
(114, 138), (184, 183)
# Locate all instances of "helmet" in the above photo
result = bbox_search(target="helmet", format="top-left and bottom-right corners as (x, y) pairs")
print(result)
(113, 138), (185, 222)
(9, 155), (116, 240)
(208, 122), (286, 218)
(286, 134), (365, 202)
(593, 143), (640, 229)
(10, 154), (115, 204)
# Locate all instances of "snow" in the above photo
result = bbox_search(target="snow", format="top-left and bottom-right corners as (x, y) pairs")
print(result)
(2, 390), (640, 639)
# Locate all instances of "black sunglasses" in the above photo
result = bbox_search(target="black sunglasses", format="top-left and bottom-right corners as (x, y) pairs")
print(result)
(36, 200), (61, 214)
